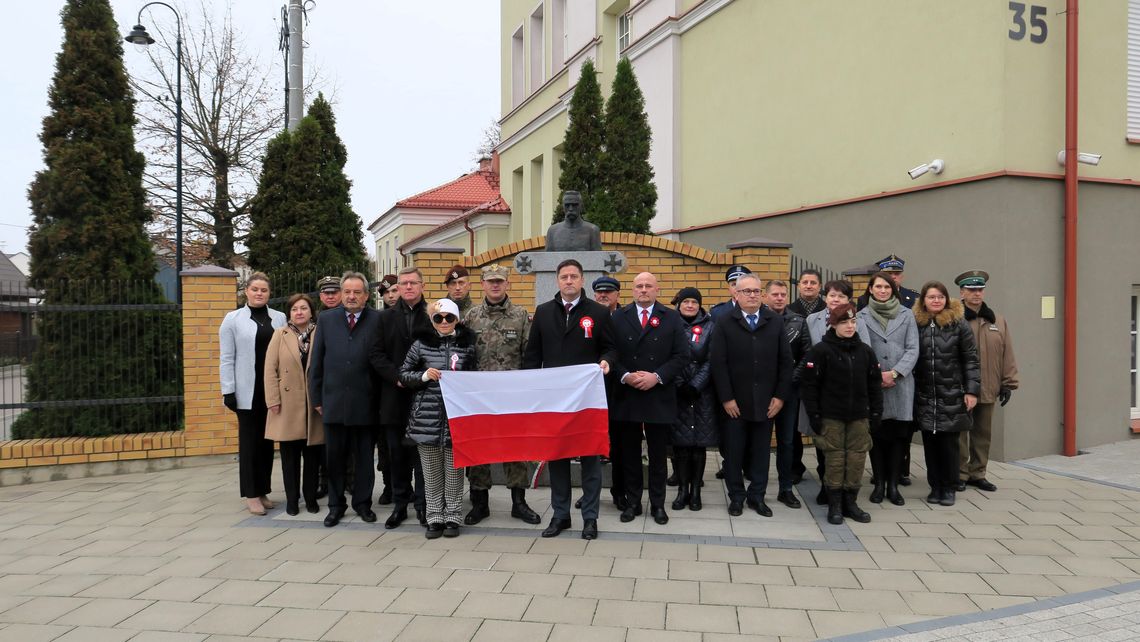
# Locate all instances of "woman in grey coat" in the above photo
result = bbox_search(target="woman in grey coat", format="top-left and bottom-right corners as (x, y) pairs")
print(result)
(399, 299), (478, 539)
(219, 272), (286, 515)
(857, 272), (919, 506)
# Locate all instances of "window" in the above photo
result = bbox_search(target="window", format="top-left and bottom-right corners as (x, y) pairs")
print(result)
(530, 4), (545, 90)
(1132, 287), (1139, 418)
(1129, 1), (1140, 142)
(551, 0), (566, 70)
(618, 12), (631, 54)
(511, 25), (525, 107)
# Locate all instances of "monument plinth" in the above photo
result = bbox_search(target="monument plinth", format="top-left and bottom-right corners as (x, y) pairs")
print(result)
(514, 250), (627, 308)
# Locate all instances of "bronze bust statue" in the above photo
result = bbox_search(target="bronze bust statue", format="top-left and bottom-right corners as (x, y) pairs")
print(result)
(545, 190), (602, 252)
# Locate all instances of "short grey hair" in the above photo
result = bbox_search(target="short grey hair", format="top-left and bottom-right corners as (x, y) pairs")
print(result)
(397, 266), (423, 282)
(340, 271), (368, 290)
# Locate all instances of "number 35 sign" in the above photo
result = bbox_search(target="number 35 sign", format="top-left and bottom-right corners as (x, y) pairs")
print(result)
(1009, 1), (1048, 44)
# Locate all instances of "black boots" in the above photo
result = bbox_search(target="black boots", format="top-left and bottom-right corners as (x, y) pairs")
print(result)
(868, 444), (886, 504)
(827, 488), (843, 525)
(689, 449), (705, 511)
(842, 490), (871, 523)
(671, 453), (691, 510)
(510, 488), (541, 524)
(465, 489), (490, 525)
(886, 440), (905, 505)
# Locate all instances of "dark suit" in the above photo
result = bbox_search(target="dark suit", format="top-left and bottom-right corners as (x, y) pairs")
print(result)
(612, 303), (689, 510)
(709, 306), (793, 503)
(523, 294), (618, 521)
(309, 306), (382, 512)
(368, 298), (432, 513)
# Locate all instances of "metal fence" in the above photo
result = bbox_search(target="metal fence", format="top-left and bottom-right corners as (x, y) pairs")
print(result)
(788, 255), (843, 302)
(0, 279), (182, 440)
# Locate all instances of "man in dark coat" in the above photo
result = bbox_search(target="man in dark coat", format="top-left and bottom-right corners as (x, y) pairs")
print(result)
(369, 267), (431, 529)
(764, 279), (809, 509)
(611, 272), (689, 525)
(522, 259), (618, 540)
(309, 272), (383, 527)
(709, 274), (794, 517)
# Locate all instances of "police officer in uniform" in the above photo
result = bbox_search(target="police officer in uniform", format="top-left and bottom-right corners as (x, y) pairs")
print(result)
(858, 255), (919, 310)
(462, 264), (541, 525)
(710, 264), (751, 322)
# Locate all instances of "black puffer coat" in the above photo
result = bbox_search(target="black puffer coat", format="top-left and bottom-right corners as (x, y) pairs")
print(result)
(799, 329), (884, 422)
(671, 310), (718, 447)
(912, 299), (981, 433)
(398, 325), (478, 446)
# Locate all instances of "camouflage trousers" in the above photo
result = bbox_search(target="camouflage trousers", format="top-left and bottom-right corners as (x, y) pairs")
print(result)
(817, 418), (871, 490)
(466, 461), (531, 491)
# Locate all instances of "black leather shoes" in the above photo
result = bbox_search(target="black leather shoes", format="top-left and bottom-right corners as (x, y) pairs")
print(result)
(425, 523), (443, 539)
(727, 501), (743, 516)
(377, 486), (393, 505)
(746, 498), (773, 517)
(956, 480), (967, 492)
(940, 491), (956, 507)
(581, 519), (598, 540)
(898, 476), (912, 486)
(574, 497), (583, 509)
(416, 509), (427, 527)
(926, 489), (943, 504)
(286, 502), (300, 516)
(443, 522), (460, 538)
(305, 500), (319, 514)
(967, 478), (997, 492)
(650, 507), (669, 525)
(357, 509), (377, 523)
(612, 494), (629, 511)
(776, 491), (801, 509)
(541, 517), (572, 538)
(384, 507), (408, 529)
(323, 507), (346, 528)
(619, 504), (643, 523)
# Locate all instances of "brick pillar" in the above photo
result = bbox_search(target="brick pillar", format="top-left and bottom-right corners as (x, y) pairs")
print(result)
(727, 237), (793, 284)
(181, 266), (239, 456)
(843, 263), (878, 297)
(406, 246), (466, 303)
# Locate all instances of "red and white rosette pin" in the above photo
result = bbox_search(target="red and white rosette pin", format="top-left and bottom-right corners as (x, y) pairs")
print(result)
(691, 326), (702, 343)
(649, 316), (660, 328)
(449, 353), (459, 371)
(580, 316), (594, 338)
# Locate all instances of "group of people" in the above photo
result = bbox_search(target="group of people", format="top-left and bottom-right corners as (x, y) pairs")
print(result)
(217, 252), (1017, 539)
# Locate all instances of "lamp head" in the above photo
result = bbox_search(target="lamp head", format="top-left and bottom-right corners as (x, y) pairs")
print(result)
(125, 24), (155, 47)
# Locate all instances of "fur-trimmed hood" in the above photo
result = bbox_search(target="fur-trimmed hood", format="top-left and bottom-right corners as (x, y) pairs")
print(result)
(913, 298), (964, 327)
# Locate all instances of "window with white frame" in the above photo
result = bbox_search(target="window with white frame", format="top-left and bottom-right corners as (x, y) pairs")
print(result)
(1128, 1), (1140, 142)
(511, 25), (525, 107)
(530, 4), (545, 91)
(1132, 286), (1139, 418)
(618, 12), (631, 54)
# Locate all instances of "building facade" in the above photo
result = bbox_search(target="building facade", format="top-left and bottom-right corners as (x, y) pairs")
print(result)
(499, 0), (1140, 458)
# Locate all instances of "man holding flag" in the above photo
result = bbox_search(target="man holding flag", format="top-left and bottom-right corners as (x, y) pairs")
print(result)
(522, 259), (618, 540)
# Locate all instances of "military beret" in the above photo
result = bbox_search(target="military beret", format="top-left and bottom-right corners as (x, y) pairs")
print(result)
(828, 303), (858, 326)
(443, 265), (469, 284)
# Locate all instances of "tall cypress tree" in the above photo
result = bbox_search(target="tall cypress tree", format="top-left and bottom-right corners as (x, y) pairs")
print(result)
(596, 57), (656, 234)
(553, 59), (605, 224)
(247, 94), (368, 296)
(16, 0), (180, 438)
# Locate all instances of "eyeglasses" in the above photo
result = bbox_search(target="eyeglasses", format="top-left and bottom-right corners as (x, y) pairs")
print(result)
(432, 314), (457, 323)
(737, 289), (763, 296)
(398, 280), (421, 287)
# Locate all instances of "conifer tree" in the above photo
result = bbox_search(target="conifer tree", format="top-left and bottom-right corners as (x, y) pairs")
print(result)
(16, 0), (180, 438)
(553, 59), (605, 224)
(597, 57), (656, 234)
(246, 94), (368, 295)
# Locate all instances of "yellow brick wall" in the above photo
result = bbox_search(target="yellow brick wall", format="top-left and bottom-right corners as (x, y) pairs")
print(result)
(181, 272), (239, 456)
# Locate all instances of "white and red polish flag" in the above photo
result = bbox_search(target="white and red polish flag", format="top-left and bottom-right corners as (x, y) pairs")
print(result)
(439, 364), (610, 468)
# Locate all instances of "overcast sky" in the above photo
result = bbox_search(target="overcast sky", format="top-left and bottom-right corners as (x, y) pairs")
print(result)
(0, 1), (500, 258)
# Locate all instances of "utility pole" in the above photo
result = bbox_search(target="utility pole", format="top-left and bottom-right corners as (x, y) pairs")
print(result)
(286, 0), (304, 130)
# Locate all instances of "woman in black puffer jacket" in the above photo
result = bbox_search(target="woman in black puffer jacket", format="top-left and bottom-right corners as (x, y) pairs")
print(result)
(399, 299), (478, 538)
(669, 288), (717, 512)
(912, 281), (980, 508)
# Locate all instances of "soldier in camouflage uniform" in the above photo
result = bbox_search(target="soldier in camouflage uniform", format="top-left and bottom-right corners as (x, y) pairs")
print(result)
(461, 264), (542, 525)
(445, 265), (473, 315)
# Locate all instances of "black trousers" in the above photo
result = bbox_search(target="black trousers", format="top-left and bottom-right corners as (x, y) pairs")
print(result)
(237, 407), (274, 499)
(324, 424), (376, 512)
(921, 430), (960, 492)
(383, 424), (425, 512)
(618, 421), (668, 510)
(279, 440), (320, 506)
(774, 390), (799, 492)
(722, 418), (772, 503)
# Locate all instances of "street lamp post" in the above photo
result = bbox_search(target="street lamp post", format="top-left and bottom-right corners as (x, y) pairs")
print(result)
(125, 3), (183, 304)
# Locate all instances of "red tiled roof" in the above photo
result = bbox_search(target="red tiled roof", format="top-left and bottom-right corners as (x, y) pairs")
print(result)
(398, 198), (510, 251)
(396, 169), (509, 212)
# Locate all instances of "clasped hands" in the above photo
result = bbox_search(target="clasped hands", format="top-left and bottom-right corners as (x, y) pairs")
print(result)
(624, 370), (659, 391)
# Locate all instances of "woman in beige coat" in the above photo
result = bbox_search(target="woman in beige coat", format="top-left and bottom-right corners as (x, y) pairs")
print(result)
(265, 293), (325, 515)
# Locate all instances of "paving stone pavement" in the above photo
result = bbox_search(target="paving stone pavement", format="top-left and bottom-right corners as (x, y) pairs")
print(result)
(0, 442), (1138, 641)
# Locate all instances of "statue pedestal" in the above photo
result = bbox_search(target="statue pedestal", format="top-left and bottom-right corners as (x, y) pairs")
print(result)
(514, 251), (627, 308)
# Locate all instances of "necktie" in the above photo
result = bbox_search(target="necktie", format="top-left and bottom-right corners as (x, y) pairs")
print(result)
(747, 314), (757, 330)
(347, 313), (356, 331)
(641, 309), (649, 328)
(564, 302), (573, 316)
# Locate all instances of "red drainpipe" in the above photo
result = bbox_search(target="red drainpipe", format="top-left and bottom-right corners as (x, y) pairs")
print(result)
(1062, 0), (1078, 456)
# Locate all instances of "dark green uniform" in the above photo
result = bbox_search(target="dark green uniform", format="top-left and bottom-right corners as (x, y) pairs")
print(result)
(463, 296), (531, 490)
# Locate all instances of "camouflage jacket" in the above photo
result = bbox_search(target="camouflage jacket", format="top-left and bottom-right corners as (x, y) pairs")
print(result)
(453, 294), (473, 315)
(463, 296), (530, 371)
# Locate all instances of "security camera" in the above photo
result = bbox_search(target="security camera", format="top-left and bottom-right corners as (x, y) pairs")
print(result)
(1056, 151), (1101, 166)
(907, 159), (945, 180)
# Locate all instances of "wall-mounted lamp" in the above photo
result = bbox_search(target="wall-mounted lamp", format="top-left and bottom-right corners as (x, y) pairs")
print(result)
(1056, 151), (1101, 166)
(907, 159), (944, 180)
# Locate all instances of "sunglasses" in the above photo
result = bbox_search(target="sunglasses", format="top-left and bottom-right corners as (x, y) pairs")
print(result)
(432, 314), (457, 324)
